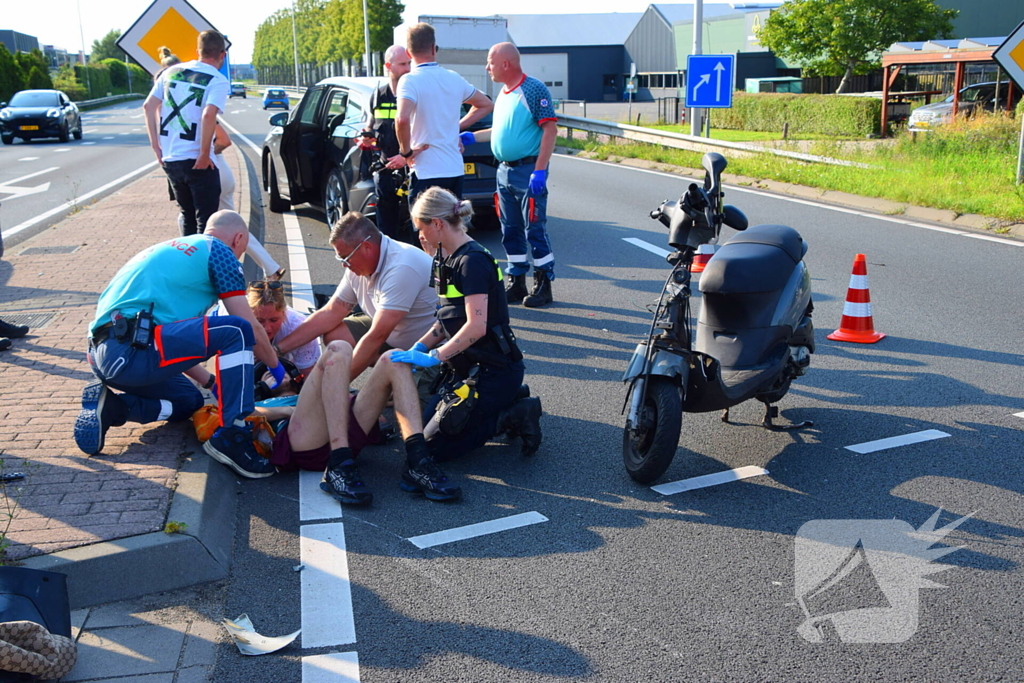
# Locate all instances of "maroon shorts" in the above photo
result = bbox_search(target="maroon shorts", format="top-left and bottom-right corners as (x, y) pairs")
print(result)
(269, 395), (382, 472)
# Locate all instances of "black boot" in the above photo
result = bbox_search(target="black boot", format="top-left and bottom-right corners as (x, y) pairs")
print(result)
(496, 397), (543, 456)
(0, 318), (28, 339)
(0, 338), (10, 352)
(523, 270), (552, 308)
(505, 273), (528, 304)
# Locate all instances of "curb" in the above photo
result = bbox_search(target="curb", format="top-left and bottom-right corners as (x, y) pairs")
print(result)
(21, 454), (239, 610)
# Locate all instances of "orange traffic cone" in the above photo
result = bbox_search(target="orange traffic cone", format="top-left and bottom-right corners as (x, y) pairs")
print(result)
(828, 253), (885, 343)
(691, 243), (717, 273)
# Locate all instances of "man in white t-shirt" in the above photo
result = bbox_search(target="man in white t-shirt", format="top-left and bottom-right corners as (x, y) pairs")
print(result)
(144, 30), (230, 236)
(275, 212), (439, 405)
(386, 22), (492, 212)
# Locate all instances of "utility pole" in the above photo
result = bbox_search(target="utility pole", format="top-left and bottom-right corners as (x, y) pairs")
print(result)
(291, 0), (301, 87)
(76, 0), (91, 96)
(125, 53), (132, 93)
(689, 0), (704, 136)
(362, 0), (372, 77)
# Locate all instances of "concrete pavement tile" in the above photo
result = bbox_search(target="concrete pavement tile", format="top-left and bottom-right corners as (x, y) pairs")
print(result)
(1005, 223), (1024, 237)
(180, 620), (221, 669)
(76, 675), (174, 683)
(64, 624), (186, 681)
(175, 665), (213, 683)
(903, 205), (957, 224)
(71, 608), (90, 641)
(952, 213), (996, 230)
(80, 603), (149, 629)
(820, 190), (904, 215)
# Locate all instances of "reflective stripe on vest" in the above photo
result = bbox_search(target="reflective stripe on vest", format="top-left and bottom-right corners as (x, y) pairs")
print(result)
(440, 262), (504, 301)
(374, 103), (397, 120)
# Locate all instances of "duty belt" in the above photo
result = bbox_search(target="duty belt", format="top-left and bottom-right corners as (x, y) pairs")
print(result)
(91, 319), (135, 345)
(501, 156), (538, 167)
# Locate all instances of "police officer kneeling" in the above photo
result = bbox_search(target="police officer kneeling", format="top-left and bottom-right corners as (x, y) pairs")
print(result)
(391, 187), (542, 463)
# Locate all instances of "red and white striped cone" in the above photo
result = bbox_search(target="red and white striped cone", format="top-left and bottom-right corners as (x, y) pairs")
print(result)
(690, 243), (717, 274)
(827, 253), (885, 343)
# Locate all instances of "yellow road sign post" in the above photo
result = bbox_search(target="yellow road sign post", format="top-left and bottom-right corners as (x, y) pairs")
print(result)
(117, 0), (230, 77)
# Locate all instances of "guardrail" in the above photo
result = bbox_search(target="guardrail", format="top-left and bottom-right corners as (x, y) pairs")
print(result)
(557, 114), (871, 169)
(77, 93), (145, 109)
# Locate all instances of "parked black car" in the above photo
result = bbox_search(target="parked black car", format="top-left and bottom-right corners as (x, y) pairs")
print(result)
(262, 76), (498, 229)
(0, 89), (83, 144)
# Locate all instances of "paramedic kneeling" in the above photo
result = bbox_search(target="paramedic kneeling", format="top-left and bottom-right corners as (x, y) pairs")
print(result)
(74, 210), (286, 479)
(392, 187), (542, 460)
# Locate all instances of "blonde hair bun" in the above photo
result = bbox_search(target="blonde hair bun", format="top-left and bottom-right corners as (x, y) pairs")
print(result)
(457, 199), (474, 221)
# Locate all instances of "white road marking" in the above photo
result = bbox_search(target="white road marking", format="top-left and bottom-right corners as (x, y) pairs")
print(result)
(102, 136), (115, 139)
(2, 161), (158, 240)
(300, 523), (357, 648)
(81, 142), (95, 145)
(651, 466), (769, 495)
(302, 652), (360, 682)
(1, 168), (57, 186)
(53, 148), (71, 153)
(565, 155), (1024, 248)
(407, 511), (549, 549)
(299, 470), (342, 521)
(130, 113), (144, 119)
(845, 429), (950, 454)
(623, 237), (671, 259)
(17, 157), (39, 161)
(1014, 411), (1024, 419)
(119, 132), (130, 135)
(283, 210), (316, 312)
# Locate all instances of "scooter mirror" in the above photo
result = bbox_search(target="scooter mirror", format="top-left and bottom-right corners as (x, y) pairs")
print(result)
(722, 205), (748, 231)
(702, 152), (727, 197)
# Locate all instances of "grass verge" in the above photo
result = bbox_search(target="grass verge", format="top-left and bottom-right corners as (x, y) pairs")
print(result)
(561, 113), (1024, 223)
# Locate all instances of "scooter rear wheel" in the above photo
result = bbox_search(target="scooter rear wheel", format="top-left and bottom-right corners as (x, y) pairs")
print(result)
(623, 376), (682, 484)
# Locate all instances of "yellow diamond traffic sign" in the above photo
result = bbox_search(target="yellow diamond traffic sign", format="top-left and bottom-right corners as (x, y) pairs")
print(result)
(993, 19), (1024, 89)
(117, 0), (230, 76)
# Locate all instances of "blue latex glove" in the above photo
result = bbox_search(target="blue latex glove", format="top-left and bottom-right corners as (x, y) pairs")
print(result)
(459, 131), (476, 147)
(412, 342), (429, 354)
(529, 168), (547, 194)
(391, 349), (441, 369)
(267, 362), (287, 389)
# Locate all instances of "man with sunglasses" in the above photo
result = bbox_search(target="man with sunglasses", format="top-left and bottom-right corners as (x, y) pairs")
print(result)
(74, 211), (287, 479)
(275, 212), (438, 405)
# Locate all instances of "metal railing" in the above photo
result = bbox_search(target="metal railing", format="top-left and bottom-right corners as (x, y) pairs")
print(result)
(78, 93), (145, 108)
(556, 114), (871, 168)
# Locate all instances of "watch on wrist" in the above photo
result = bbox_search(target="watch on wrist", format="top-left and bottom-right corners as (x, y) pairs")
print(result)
(202, 375), (216, 390)
(400, 149), (413, 158)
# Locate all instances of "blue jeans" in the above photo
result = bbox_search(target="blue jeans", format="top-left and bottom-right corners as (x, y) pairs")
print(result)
(408, 174), (463, 216)
(423, 359), (525, 462)
(87, 315), (256, 427)
(498, 161), (554, 279)
(163, 160), (221, 236)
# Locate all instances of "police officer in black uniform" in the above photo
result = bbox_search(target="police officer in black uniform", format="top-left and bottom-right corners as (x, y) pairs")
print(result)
(390, 186), (542, 460)
(364, 45), (412, 242)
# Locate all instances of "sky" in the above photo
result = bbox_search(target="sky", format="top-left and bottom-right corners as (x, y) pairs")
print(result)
(6, 0), (657, 65)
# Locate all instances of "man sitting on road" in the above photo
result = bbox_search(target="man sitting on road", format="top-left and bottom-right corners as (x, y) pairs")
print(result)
(259, 340), (461, 504)
(74, 210), (287, 479)
(275, 212), (439, 406)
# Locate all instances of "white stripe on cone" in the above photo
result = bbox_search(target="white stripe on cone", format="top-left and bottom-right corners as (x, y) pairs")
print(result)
(841, 302), (873, 318)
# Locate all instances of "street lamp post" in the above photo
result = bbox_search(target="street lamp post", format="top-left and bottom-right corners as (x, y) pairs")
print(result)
(362, 0), (372, 77)
(76, 0), (92, 96)
(291, 0), (301, 87)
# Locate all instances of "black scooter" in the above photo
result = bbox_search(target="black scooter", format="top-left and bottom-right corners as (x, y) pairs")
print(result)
(622, 152), (815, 483)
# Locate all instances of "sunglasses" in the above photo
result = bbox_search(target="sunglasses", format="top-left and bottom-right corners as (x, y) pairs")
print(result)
(249, 281), (284, 291)
(335, 235), (371, 267)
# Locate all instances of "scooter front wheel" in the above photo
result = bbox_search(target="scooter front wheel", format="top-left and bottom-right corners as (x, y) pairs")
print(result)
(623, 376), (682, 484)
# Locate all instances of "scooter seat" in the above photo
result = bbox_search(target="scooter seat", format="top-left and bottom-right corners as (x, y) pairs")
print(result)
(700, 224), (805, 295)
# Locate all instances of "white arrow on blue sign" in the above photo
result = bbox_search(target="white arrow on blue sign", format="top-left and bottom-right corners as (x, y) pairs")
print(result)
(686, 54), (735, 109)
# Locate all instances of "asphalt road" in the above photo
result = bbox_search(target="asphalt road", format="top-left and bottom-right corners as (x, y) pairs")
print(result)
(0, 99), (160, 249)
(60, 98), (1024, 681)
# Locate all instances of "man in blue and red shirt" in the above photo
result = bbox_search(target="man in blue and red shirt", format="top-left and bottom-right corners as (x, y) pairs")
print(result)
(461, 42), (558, 307)
(75, 211), (285, 478)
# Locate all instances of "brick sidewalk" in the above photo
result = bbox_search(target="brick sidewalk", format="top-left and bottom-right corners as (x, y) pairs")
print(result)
(0, 147), (246, 562)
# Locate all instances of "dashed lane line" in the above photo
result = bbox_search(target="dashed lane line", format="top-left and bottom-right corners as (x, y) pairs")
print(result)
(407, 511), (550, 549)
(1, 168), (58, 187)
(623, 237), (671, 259)
(300, 523), (357, 649)
(302, 652), (360, 682)
(844, 429), (950, 454)
(651, 466), (770, 496)
(16, 157), (39, 161)
(300, 470), (342, 522)
(1014, 412), (1024, 419)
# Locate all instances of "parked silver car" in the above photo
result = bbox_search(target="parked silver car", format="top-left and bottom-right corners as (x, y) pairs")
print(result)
(908, 81), (1020, 132)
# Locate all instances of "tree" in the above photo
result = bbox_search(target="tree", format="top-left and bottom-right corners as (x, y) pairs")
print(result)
(0, 44), (24, 102)
(338, 0), (404, 65)
(90, 29), (126, 63)
(758, 0), (957, 93)
(26, 66), (53, 90)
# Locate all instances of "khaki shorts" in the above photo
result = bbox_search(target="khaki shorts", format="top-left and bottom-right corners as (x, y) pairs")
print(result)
(344, 313), (439, 409)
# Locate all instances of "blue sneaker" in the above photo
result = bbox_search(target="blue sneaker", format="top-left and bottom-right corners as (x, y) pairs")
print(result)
(320, 460), (373, 506)
(400, 458), (462, 502)
(203, 425), (276, 479)
(74, 381), (125, 455)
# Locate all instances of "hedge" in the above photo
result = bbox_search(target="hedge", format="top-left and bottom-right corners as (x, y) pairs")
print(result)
(712, 92), (883, 137)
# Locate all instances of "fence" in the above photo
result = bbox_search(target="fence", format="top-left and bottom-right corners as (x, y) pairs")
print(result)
(256, 52), (383, 88)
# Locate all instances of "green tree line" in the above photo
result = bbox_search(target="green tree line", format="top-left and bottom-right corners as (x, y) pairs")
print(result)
(252, 0), (404, 70)
(0, 46), (54, 102)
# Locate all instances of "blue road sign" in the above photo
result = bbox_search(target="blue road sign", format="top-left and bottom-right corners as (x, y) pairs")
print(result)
(685, 54), (735, 108)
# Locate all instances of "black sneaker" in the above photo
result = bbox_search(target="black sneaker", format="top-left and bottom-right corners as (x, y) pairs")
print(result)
(320, 460), (373, 506)
(0, 319), (28, 339)
(203, 425), (276, 479)
(505, 273), (528, 304)
(400, 458), (462, 501)
(74, 380), (127, 455)
(523, 270), (553, 308)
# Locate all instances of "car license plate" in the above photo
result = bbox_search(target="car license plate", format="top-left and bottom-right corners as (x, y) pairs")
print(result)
(464, 163), (475, 175)
(20, 125), (39, 131)
(916, 121), (929, 128)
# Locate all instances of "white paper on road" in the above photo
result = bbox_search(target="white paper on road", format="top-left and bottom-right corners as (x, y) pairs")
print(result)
(222, 613), (300, 656)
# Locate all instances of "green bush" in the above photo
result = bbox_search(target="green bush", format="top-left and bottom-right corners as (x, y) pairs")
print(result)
(714, 92), (882, 137)
(26, 66), (52, 90)
(73, 64), (112, 99)
(0, 45), (24, 102)
(53, 66), (87, 101)
(100, 58), (128, 89)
